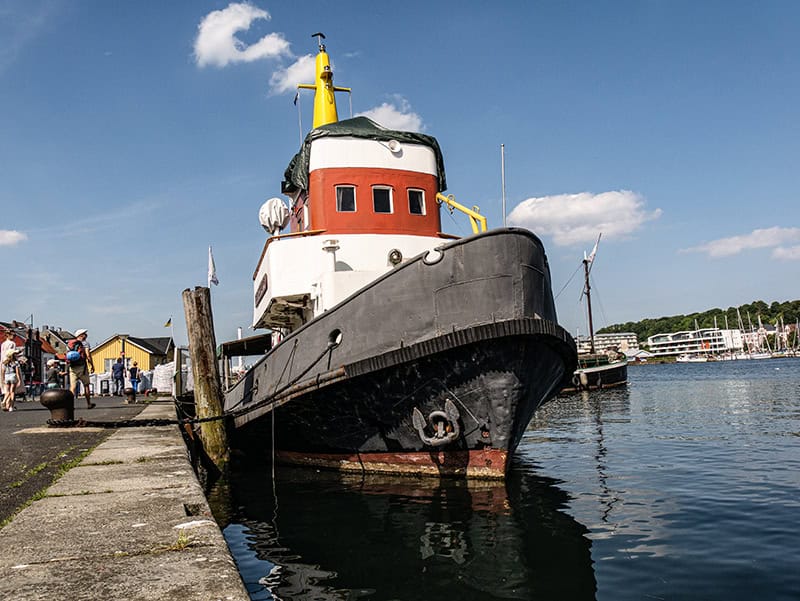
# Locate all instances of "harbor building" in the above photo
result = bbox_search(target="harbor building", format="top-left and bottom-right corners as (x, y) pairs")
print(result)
(576, 332), (640, 354)
(646, 328), (743, 358)
(91, 334), (174, 374)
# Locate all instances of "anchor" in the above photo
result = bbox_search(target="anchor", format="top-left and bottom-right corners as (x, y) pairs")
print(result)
(412, 399), (461, 447)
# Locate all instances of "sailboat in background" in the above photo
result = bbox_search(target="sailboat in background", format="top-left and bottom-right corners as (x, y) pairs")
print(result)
(734, 308), (751, 360)
(560, 235), (628, 393)
(771, 315), (790, 357)
(734, 309), (771, 360)
(793, 319), (800, 357)
(754, 314), (773, 359)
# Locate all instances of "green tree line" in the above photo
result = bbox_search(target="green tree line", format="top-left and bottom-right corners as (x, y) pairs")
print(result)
(598, 299), (800, 344)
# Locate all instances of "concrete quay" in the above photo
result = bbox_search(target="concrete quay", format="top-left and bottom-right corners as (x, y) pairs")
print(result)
(0, 399), (249, 601)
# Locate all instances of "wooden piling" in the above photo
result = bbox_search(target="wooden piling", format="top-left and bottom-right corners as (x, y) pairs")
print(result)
(182, 286), (229, 471)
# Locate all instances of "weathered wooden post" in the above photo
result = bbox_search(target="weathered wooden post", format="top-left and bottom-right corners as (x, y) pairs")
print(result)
(173, 345), (182, 397)
(182, 286), (229, 471)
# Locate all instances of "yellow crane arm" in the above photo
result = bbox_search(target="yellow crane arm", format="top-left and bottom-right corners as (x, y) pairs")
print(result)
(436, 193), (488, 233)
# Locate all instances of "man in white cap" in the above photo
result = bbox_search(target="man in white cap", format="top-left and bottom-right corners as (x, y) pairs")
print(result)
(66, 329), (95, 409)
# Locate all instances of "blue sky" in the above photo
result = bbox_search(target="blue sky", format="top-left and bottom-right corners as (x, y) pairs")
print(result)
(1, 0), (798, 348)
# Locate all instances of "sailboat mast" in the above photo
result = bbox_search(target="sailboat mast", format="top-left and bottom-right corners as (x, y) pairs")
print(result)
(584, 257), (595, 354)
(737, 308), (748, 353)
(795, 319), (799, 353)
(758, 314), (772, 352)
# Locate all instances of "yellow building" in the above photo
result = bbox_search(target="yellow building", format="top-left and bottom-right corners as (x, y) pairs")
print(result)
(91, 335), (174, 375)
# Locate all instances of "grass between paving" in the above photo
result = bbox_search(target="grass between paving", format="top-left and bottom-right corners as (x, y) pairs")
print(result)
(112, 529), (198, 558)
(9, 462), (48, 487)
(0, 444), (97, 529)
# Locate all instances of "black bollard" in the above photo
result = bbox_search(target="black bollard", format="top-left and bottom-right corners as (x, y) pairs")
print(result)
(40, 388), (75, 424)
(124, 387), (136, 404)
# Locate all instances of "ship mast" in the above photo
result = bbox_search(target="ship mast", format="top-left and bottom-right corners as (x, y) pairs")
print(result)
(582, 234), (601, 355)
(583, 256), (595, 354)
(297, 33), (351, 128)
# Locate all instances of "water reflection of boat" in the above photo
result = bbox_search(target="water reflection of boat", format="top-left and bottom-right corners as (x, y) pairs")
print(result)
(219, 468), (596, 600)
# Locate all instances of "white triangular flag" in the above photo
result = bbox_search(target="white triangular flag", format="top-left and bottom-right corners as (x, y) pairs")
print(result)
(586, 233), (601, 265)
(208, 245), (219, 287)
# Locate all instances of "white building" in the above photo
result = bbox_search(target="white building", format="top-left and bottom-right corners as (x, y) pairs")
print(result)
(646, 328), (743, 358)
(576, 332), (640, 354)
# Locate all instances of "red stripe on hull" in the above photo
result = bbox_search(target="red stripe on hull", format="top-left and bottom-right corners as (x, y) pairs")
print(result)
(276, 448), (509, 479)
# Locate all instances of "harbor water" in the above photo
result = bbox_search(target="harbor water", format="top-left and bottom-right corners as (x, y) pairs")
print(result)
(211, 358), (800, 600)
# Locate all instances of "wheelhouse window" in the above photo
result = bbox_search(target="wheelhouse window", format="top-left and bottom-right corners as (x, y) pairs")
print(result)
(408, 189), (425, 215)
(373, 186), (393, 213)
(336, 186), (356, 212)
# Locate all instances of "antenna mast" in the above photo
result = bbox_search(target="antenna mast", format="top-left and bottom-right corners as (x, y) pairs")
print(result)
(501, 144), (507, 227)
(296, 33), (352, 129)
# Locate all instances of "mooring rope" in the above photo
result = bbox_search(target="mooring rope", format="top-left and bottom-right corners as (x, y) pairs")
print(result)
(46, 339), (339, 430)
(46, 417), (180, 428)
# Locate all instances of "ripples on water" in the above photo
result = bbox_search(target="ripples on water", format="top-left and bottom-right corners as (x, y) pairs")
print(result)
(213, 358), (800, 601)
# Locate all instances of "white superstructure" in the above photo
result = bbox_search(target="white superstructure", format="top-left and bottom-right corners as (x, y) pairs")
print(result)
(253, 232), (444, 330)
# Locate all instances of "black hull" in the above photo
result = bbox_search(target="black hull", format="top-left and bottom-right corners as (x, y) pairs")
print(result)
(226, 228), (576, 478)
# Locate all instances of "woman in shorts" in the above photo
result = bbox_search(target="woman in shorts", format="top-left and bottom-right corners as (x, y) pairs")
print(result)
(3, 349), (22, 411)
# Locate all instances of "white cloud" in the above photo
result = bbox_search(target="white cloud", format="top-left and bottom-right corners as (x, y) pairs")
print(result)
(194, 3), (290, 68)
(683, 226), (800, 258)
(357, 97), (424, 132)
(772, 245), (800, 260)
(193, 5), (423, 117)
(269, 54), (315, 95)
(506, 190), (661, 246)
(0, 230), (27, 246)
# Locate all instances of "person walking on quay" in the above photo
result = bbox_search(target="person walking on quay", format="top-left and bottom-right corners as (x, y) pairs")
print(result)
(66, 329), (95, 409)
(3, 349), (22, 411)
(111, 357), (125, 396)
(129, 361), (141, 393)
(45, 359), (65, 389)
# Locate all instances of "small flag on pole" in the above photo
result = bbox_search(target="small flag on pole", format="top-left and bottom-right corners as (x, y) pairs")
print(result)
(586, 233), (601, 265)
(164, 317), (172, 328)
(208, 245), (219, 287)
(293, 91), (299, 106)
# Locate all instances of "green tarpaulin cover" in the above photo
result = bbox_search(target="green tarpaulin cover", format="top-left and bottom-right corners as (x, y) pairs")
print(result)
(281, 116), (447, 195)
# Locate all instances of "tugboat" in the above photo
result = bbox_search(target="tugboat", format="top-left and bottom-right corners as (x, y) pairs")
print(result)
(223, 36), (576, 478)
